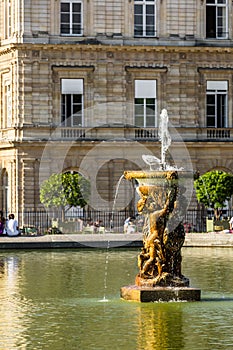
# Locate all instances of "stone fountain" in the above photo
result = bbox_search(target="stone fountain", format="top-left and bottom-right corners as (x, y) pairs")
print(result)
(120, 109), (201, 302)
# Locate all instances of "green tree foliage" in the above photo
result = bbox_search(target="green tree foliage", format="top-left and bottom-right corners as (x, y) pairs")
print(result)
(40, 172), (90, 211)
(194, 170), (233, 213)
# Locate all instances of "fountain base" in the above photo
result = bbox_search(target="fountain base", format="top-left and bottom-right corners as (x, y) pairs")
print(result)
(120, 285), (201, 302)
(135, 274), (190, 288)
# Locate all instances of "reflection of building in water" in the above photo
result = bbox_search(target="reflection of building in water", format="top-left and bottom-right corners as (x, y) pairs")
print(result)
(0, 256), (29, 348)
(136, 305), (185, 350)
(0, 257), (5, 275)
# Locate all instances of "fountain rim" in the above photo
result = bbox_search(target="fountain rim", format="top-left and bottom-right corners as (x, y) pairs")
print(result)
(123, 170), (194, 181)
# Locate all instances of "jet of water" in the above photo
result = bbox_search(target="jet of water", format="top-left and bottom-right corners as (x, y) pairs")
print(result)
(142, 109), (172, 170)
(158, 109), (171, 169)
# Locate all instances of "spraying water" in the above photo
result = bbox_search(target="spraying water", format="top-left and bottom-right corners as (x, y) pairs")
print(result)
(110, 174), (125, 231)
(142, 109), (183, 171)
(159, 109), (172, 168)
(112, 175), (125, 212)
(99, 239), (110, 302)
(100, 175), (125, 301)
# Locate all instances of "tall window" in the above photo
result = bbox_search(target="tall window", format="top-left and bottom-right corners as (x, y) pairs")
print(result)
(61, 79), (83, 126)
(206, 0), (228, 39)
(3, 81), (12, 128)
(134, 0), (156, 37)
(60, 1), (83, 35)
(206, 81), (228, 128)
(134, 80), (157, 127)
(4, 0), (12, 39)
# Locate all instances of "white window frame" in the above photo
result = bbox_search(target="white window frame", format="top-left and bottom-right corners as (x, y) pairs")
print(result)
(206, 80), (228, 128)
(134, 0), (157, 37)
(134, 80), (157, 127)
(60, 0), (83, 36)
(61, 79), (84, 127)
(206, 0), (228, 39)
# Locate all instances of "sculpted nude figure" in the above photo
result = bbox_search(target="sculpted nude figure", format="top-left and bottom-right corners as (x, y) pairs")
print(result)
(125, 170), (188, 287)
(137, 183), (177, 280)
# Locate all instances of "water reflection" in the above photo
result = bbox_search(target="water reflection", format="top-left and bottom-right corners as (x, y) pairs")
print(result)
(136, 304), (185, 350)
(0, 255), (31, 349)
(0, 248), (233, 349)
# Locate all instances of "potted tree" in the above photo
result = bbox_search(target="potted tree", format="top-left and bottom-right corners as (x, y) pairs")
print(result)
(40, 172), (90, 232)
(194, 170), (233, 232)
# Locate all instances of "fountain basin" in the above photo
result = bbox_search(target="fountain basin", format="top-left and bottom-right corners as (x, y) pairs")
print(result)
(121, 285), (201, 302)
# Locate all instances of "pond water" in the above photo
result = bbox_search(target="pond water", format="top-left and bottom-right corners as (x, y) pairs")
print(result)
(0, 247), (233, 350)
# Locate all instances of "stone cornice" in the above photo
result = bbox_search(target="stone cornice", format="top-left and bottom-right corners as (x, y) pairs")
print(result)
(52, 65), (95, 72)
(0, 45), (17, 56)
(198, 67), (233, 72)
(1, 43), (233, 55)
(125, 65), (167, 72)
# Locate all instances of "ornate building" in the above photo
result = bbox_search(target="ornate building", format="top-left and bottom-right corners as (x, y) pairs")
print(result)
(0, 0), (232, 218)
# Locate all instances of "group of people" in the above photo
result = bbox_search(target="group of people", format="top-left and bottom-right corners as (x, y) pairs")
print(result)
(0, 211), (19, 237)
(85, 219), (105, 233)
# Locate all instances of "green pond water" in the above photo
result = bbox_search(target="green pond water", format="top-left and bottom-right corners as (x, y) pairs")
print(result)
(0, 247), (233, 350)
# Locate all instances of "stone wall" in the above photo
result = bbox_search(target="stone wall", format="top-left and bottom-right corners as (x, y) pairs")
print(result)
(1, 1), (231, 43)
(0, 1), (232, 216)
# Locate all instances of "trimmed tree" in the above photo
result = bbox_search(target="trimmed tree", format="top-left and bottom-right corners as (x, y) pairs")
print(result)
(194, 170), (233, 219)
(40, 172), (90, 221)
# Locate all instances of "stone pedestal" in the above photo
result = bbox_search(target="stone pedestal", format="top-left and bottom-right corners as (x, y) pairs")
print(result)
(121, 285), (201, 302)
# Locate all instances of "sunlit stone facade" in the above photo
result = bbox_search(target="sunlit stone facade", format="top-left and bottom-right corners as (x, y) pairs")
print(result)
(0, 0), (232, 215)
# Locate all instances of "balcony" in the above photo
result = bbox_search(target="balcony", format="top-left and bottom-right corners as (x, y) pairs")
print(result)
(56, 126), (233, 142)
(0, 126), (233, 143)
(58, 125), (159, 141)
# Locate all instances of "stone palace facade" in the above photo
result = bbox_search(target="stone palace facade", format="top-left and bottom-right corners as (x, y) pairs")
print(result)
(0, 0), (233, 216)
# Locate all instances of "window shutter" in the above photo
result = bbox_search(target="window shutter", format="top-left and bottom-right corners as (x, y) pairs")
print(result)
(135, 80), (156, 98)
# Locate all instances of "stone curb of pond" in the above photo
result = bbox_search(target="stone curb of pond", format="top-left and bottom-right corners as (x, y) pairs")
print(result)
(0, 232), (233, 249)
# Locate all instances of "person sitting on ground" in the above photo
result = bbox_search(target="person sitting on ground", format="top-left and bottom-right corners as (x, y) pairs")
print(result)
(6, 214), (20, 237)
(127, 220), (136, 234)
(229, 217), (233, 231)
(0, 210), (6, 235)
(124, 216), (136, 233)
(218, 217), (233, 234)
(93, 220), (100, 233)
(124, 216), (136, 234)
(124, 217), (131, 233)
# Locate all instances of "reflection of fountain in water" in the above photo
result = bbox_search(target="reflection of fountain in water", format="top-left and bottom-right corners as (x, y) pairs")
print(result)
(136, 305), (185, 350)
(121, 109), (201, 302)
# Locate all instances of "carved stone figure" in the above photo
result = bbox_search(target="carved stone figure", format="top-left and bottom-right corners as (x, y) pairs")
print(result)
(124, 170), (189, 287)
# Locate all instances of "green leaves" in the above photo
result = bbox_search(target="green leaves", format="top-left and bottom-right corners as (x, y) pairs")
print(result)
(40, 172), (90, 209)
(194, 170), (233, 209)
